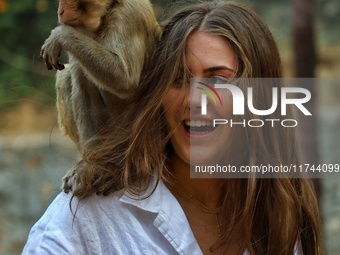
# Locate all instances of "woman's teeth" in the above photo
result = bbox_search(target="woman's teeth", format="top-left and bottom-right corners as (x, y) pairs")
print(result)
(184, 120), (216, 134)
(185, 120), (213, 127)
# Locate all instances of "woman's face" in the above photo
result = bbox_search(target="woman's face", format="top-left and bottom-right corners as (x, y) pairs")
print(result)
(163, 31), (236, 166)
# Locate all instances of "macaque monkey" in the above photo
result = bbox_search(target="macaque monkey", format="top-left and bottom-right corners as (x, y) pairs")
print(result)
(40, 0), (161, 193)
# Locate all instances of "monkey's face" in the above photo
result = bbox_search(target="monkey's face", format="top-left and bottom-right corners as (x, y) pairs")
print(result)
(58, 0), (112, 31)
(58, 0), (82, 26)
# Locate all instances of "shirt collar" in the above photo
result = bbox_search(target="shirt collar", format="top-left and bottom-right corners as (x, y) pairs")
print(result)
(119, 176), (161, 213)
(119, 177), (203, 255)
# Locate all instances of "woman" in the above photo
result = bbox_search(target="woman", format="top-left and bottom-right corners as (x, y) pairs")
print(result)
(23, 1), (322, 254)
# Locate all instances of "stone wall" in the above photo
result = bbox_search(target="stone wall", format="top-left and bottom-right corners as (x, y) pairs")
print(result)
(0, 133), (77, 255)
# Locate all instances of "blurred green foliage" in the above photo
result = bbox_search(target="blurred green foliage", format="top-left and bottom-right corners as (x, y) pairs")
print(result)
(0, 0), (58, 109)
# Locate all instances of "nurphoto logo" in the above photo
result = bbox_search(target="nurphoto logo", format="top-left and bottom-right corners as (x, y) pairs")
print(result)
(195, 78), (312, 128)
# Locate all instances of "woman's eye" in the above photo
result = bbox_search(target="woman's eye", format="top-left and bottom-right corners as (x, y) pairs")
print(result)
(173, 76), (183, 88)
(208, 76), (229, 85)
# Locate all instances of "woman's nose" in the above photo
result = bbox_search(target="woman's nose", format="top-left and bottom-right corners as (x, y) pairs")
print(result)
(188, 78), (208, 114)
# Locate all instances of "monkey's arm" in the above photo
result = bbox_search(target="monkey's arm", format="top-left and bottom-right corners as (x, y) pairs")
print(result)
(41, 25), (145, 99)
(55, 66), (81, 147)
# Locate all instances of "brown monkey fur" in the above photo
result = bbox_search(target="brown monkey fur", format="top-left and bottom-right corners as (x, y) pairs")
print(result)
(40, 0), (161, 194)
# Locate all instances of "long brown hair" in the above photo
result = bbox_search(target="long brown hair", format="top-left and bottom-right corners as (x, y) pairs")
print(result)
(74, 1), (322, 254)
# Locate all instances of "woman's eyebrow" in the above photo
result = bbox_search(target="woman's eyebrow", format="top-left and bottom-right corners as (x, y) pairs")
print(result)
(203, 66), (235, 74)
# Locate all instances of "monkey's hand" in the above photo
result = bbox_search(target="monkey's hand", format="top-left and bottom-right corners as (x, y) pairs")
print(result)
(63, 161), (118, 196)
(62, 164), (81, 194)
(40, 26), (65, 71)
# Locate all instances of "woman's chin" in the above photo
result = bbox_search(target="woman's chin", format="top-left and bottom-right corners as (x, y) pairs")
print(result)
(189, 151), (222, 166)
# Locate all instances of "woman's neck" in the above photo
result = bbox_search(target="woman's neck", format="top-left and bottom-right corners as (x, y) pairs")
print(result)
(166, 154), (225, 211)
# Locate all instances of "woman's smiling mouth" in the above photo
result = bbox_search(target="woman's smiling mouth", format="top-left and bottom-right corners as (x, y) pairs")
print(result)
(183, 119), (217, 134)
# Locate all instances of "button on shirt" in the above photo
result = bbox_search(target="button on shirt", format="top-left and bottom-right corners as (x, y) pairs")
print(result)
(22, 178), (302, 255)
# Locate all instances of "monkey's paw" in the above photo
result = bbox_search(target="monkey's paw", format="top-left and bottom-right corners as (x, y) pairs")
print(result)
(62, 162), (118, 196)
(92, 173), (118, 196)
(40, 27), (65, 71)
(62, 165), (81, 194)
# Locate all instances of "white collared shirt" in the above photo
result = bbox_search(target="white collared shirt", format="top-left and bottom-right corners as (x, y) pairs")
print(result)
(22, 179), (302, 255)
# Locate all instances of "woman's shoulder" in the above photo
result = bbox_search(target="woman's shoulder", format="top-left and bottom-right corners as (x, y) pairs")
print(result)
(39, 189), (126, 222)
(22, 180), (177, 254)
(22, 189), (139, 254)
(32, 188), (139, 229)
